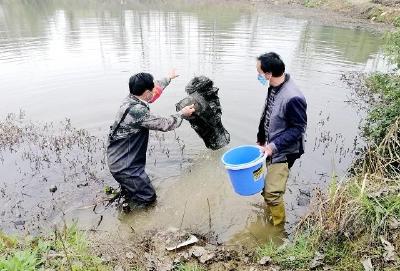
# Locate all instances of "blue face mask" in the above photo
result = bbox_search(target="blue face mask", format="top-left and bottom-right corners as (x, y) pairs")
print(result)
(257, 74), (268, 86)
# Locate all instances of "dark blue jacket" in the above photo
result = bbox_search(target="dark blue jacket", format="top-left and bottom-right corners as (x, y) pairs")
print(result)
(257, 75), (307, 164)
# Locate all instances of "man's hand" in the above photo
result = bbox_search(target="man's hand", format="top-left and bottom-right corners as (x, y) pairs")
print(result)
(168, 69), (179, 80)
(259, 143), (273, 157)
(180, 104), (195, 117)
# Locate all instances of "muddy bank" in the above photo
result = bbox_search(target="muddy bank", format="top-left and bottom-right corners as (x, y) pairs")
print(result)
(88, 227), (280, 271)
(253, 0), (398, 31)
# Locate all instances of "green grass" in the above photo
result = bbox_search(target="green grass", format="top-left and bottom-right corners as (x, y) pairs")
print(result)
(361, 193), (399, 230)
(322, 237), (368, 271)
(387, 22), (400, 60)
(364, 73), (400, 144)
(303, 0), (324, 8)
(360, 22), (400, 182)
(175, 263), (206, 271)
(0, 234), (49, 271)
(394, 16), (400, 28)
(0, 228), (206, 271)
(344, 179), (400, 235)
(257, 232), (319, 269)
(0, 225), (111, 271)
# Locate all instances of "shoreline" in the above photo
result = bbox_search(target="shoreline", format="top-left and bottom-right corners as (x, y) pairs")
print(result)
(260, 0), (400, 28)
(253, 0), (396, 33)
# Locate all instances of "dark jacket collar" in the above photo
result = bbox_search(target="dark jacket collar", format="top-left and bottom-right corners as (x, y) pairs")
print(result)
(269, 73), (290, 94)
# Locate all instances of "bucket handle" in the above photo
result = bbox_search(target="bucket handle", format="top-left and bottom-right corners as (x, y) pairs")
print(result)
(224, 147), (268, 170)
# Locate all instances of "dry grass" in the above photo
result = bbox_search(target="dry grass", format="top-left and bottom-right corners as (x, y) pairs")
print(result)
(285, 118), (400, 269)
(362, 117), (400, 179)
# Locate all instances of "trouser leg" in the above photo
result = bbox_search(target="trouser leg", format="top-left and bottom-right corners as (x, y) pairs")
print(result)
(112, 168), (156, 204)
(262, 162), (289, 226)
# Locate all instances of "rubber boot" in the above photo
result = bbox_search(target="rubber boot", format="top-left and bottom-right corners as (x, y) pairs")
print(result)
(268, 202), (286, 226)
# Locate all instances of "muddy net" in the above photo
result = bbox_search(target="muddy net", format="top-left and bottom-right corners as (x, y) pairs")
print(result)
(176, 76), (230, 150)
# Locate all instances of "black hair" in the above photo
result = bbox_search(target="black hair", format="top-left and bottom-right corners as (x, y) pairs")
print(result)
(129, 72), (154, 95)
(257, 52), (285, 77)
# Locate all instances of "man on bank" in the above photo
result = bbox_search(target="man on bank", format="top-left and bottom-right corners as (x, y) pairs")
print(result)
(107, 70), (195, 205)
(256, 52), (307, 226)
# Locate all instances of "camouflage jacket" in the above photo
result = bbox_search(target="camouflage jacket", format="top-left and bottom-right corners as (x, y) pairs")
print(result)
(107, 78), (183, 172)
(108, 77), (183, 142)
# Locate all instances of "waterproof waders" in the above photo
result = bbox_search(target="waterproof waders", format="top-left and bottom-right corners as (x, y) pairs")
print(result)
(263, 162), (289, 226)
(107, 78), (183, 204)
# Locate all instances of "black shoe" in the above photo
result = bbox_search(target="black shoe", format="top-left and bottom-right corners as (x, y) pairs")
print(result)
(120, 198), (156, 213)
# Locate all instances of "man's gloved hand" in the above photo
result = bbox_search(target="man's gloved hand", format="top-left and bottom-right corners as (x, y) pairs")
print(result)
(179, 104), (195, 117)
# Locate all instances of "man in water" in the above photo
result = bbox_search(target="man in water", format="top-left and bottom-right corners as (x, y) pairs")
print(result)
(107, 70), (195, 206)
(256, 52), (307, 226)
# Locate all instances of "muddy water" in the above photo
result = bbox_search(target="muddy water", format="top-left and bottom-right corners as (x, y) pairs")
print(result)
(0, 1), (389, 245)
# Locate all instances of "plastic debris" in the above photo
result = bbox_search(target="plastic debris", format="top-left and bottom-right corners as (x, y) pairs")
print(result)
(361, 257), (373, 271)
(165, 235), (199, 251)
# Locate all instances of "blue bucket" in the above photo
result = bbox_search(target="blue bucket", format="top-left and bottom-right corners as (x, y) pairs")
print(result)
(221, 145), (267, 196)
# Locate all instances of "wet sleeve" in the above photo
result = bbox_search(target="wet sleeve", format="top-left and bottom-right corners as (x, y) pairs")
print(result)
(269, 97), (307, 153)
(156, 77), (171, 89)
(139, 112), (183, 132)
(149, 77), (171, 103)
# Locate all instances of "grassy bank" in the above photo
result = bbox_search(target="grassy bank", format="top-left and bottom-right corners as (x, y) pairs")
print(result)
(0, 226), (209, 271)
(257, 20), (400, 271)
(0, 225), (111, 271)
(258, 152), (400, 270)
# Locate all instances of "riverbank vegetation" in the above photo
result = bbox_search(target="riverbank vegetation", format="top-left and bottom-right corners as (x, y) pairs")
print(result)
(0, 225), (110, 271)
(300, 0), (400, 26)
(257, 19), (400, 271)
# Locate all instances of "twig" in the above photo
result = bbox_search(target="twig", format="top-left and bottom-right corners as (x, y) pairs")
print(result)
(105, 191), (122, 207)
(179, 201), (188, 233)
(55, 227), (73, 271)
(359, 173), (368, 198)
(95, 215), (103, 229)
(207, 198), (212, 232)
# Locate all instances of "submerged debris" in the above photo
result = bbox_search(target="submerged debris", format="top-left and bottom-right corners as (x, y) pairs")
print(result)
(0, 112), (191, 234)
(0, 113), (108, 233)
(49, 185), (57, 193)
